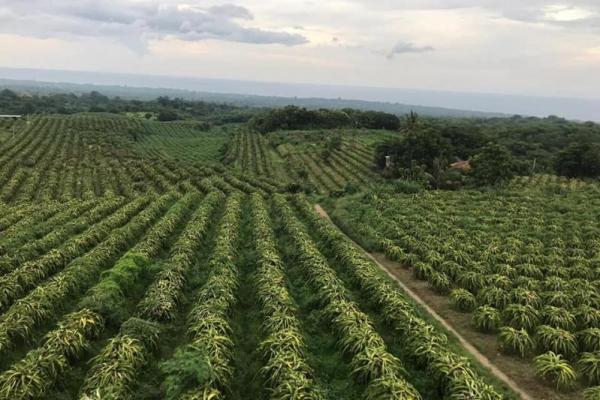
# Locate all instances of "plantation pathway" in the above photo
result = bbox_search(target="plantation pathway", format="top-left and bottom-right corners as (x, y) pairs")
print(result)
(314, 203), (533, 400)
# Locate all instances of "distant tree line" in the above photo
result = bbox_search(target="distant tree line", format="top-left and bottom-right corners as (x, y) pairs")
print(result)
(249, 105), (400, 132)
(375, 113), (600, 187)
(0, 89), (256, 124)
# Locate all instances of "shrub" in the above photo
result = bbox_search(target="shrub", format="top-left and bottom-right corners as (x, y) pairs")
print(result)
(477, 287), (510, 310)
(498, 327), (535, 357)
(541, 306), (576, 331)
(533, 352), (576, 391)
(413, 262), (433, 281)
(535, 325), (578, 359)
(578, 329), (600, 353)
(501, 304), (540, 332)
(450, 289), (477, 312)
(457, 271), (486, 293)
(429, 271), (451, 295)
(391, 180), (423, 194)
(470, 144), (522, 186)
(578, 352), (600, 385)
(160, 345), (215, 400)
(157, 110), (180, 121)
(510, 288), (542, 308)
(472, 306), (501, 333)
(576, 306), (600, 330)
(542, 291), (574, 309)
(584, 386), (600, 400)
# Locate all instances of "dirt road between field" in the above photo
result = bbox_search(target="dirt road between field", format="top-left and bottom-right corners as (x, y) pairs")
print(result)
(314, 203), (533, 400)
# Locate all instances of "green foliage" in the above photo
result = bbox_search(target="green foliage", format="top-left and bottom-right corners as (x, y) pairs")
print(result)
(578, 329), (600, 353)
(158, 110), (180, 121)
(555, 142), (600, 178)
(501, 304), (540, 332)
(472, 306), (501, 333)
(578, 352), (600, 385)
(533, 352), (577, 391)
(120, 317), (161, 349)
(584, 385), (600, 400)
(160, 345), (215, 400)
(498, 327), (535, 357)
(449, 289), (477, 312)
(249, 105), (400, 133)
(535, 325), (578, 359)
(469, 144), (522, 186)
(477, 287), (510, 310)
(78, 253), (150, 322)
(390, 179), (423, 193)
(0, 89), (251, 122)
(375, 127), (451, 173)
(541, 306), (576, 331)
(429, 271), (451, 294)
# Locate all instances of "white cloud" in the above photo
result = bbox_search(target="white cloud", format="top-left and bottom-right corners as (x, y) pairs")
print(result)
(0, 1), (308, 50)
(0, 1), (599, 98)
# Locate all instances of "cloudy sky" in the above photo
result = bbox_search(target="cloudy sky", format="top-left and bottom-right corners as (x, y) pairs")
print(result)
(0, 0), (599, 99)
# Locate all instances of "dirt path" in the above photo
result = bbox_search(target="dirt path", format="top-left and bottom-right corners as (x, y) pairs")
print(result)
(314, 204), (532, 400)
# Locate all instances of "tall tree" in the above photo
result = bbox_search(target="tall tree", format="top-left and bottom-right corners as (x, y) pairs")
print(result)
(555, 142), (600, 178)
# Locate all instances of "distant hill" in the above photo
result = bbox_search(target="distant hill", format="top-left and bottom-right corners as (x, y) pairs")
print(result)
(1, 67), (598, 121)
(0, 76), (503, 119)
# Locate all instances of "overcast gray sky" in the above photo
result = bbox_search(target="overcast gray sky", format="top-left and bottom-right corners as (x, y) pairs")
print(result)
(1, 0), (599, 99)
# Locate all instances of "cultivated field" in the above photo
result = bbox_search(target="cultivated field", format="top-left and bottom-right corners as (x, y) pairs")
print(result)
(223, 130), (383, 193)
(0, 114), (514, 400)
(328, 177), (600, 398)
(2, 110), (599, 399)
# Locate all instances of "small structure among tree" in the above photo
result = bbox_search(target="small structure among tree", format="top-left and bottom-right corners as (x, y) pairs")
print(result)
(385, 155), (394, 169)
(450, 160), (471, 171)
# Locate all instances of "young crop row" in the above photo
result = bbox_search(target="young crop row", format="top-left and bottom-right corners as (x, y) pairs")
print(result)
(222, 131), (286, 186)
(250, 193), (322, 399)
(225, 130), (383, 191)
(0, 195), (143, 310)
(138, 190), (223, 321)
(76, 191), (205, 399)
(169, 192), (242, 399)
(0, 192), (186, 399)
(0, 199), (85, 251)
(294, 195), (503, 399)
(0, 197), (123, 274)
(0, 116), (277, 203)
(0, 193), (169, 356)
(273, 194), (422, 399)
